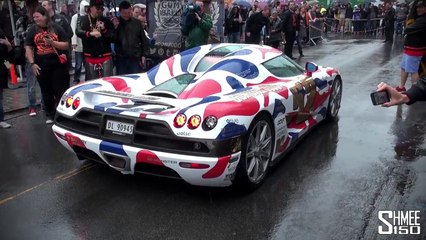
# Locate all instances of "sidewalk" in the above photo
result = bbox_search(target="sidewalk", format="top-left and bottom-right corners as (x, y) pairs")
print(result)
(3, 68), (83, 114)
(3, 82), (41, 113)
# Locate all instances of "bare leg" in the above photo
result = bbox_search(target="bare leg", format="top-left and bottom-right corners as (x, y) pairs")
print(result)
(399, 68), (408, 88)
(411, 72), (419, 83)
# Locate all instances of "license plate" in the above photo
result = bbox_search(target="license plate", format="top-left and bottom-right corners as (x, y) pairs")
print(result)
(105, 120), (134, 135)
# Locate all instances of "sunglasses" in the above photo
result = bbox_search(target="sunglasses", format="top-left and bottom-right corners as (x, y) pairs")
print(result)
(95, 6), (104, 10)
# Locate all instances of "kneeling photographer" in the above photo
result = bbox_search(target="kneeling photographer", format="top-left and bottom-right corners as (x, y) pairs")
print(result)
(181, 1), (213, 50)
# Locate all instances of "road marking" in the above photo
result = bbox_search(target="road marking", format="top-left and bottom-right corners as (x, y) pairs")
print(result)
(0, 163), (96, 206)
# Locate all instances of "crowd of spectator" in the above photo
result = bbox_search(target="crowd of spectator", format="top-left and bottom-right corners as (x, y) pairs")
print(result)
(0, 0), (150, 128)
(224, 0), (414, 47)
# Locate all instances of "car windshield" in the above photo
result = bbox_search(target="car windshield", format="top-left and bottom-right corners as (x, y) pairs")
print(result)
(262, 55), (304, 77)
(146, 74), (196, 98)
(195, 45), (245, 72)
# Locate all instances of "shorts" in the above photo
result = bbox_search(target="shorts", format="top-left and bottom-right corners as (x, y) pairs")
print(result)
(400, 54), (422, 73)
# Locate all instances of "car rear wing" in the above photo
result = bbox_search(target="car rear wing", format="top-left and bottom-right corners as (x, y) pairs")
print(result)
(83, 89), (177, 108)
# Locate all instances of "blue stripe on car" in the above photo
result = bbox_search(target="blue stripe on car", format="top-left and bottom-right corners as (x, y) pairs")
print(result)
(94, 102), (117, 112)
(100, 141), (128, 156)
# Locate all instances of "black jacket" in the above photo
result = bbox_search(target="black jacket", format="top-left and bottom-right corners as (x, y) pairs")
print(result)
(245, 11), (269, 37)
(280, 10), (297, 33)
(51, 14), (73, 40)
(226, 8), (241, 33)
(76, 14), (115, 58)
(406, 76), (426, 104)
(404, 14), (426, 49)
(115, 17), (148, 58)
(383, 7), (395, 26)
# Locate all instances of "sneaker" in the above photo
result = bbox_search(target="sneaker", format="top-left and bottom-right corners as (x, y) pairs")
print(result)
(395, 86), (406, 92)
(0, 121), (11, 129)
(46, 119), (54, 124)
(29, 108), (37, 117)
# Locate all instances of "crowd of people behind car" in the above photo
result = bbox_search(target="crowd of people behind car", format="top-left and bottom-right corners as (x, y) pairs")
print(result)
(225, 0), (413, 46)
(0, 0), (150, 128)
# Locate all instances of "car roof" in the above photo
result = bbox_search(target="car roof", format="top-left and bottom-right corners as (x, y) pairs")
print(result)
(179, 44), (283, 73)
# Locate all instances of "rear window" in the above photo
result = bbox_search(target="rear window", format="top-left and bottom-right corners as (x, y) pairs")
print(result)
(262, 55), (304, 77)
(195, 45), (244, 72)
(147, 74), (196, 97)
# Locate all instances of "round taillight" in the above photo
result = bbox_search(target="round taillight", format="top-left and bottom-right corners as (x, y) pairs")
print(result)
(187, 115), (201, 129)
(66, 96), (73, 108)
(72, 97), (80, 110)
(174, 114), (187, 128)
(60, 93), (67, 105)
(203, 115), (217, 130)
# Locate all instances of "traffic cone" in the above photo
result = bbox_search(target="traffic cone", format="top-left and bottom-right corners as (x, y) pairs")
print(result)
(10, 64), (18, 85)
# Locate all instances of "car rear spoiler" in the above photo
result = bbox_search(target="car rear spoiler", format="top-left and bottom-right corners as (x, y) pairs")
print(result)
(83, 89), (176, 108)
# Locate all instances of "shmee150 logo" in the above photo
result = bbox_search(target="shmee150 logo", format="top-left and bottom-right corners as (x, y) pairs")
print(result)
(378, 210), (421, 235)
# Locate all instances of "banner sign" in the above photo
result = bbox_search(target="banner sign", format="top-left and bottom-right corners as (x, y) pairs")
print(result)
(147, 0), (224, 60)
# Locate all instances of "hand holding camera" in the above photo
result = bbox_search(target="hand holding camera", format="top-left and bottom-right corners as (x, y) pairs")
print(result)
(96, 20), (105, 31)
(44, 35), (53, 46)
(372, 82), (410, 107)
(194, 12), (201, 21)
(90, 29), (102, 38)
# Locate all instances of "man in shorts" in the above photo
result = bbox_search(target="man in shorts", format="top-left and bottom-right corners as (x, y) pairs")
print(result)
(396, 0), (426, 92)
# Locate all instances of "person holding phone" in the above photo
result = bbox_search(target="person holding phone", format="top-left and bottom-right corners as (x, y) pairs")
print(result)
(376, 76), (426, 107)
(76, 0), (115, 80)
(25, 6), (70, 124)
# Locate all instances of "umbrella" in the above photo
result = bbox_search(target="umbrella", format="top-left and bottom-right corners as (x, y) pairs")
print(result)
(306, 0), (320, 5)
(331, 0), (349, 4)
(363, 0), (380, 6)
(234, 0), (252, 9)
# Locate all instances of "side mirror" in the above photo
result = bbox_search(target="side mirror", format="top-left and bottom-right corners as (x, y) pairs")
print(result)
(305, 62), (318, 77)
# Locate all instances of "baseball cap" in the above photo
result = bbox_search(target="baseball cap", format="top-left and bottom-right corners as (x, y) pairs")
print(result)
(89, 0), (104, 7)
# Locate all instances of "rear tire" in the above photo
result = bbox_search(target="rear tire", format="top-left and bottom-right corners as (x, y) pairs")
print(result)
(326, 77), (342, 121)
(233, 114), (274, 191)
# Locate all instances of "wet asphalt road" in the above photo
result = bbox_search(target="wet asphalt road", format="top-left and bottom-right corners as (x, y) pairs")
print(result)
(0, 37), (425, 240)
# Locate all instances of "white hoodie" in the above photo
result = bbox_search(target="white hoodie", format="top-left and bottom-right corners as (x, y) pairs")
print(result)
(71, 0), (89, 52)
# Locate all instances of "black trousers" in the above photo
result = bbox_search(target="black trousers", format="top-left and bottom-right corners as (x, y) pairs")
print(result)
(36, 63), (70, 118)
(385, 25), (394, 42)
(284, 31), (296, 58)
(116, 56), (142, 75)
(245, 34), (261, 44)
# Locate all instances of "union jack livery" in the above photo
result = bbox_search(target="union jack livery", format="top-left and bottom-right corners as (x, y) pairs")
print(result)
(52, 44), (342, 190)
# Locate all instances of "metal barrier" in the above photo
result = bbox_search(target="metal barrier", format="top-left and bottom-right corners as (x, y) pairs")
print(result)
(308, 19), (324, 46)
(322, 18), (385, 35)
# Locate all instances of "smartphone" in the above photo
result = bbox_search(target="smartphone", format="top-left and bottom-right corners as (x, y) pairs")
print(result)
(371, 91), (390, 105)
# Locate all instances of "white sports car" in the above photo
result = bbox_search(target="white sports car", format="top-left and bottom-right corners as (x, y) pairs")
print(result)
(52, 44), (342, 190)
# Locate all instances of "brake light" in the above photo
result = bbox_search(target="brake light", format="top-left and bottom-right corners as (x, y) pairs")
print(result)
(66, 96), (73, 108)
(179, 162), (210, 169)
(72, 97), (80, 110)
(174, 114), (187, 128)
(187, 115), (201, 129)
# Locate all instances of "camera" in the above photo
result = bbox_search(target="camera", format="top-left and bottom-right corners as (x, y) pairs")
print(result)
(187, 3), (201, 14)
(181, 3), (201, 29)
(370, 91), (390, 105)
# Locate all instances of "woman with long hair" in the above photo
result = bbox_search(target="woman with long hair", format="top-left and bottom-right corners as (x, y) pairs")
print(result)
(25, 6), (70, 124)
(226, 4), (242, 43)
